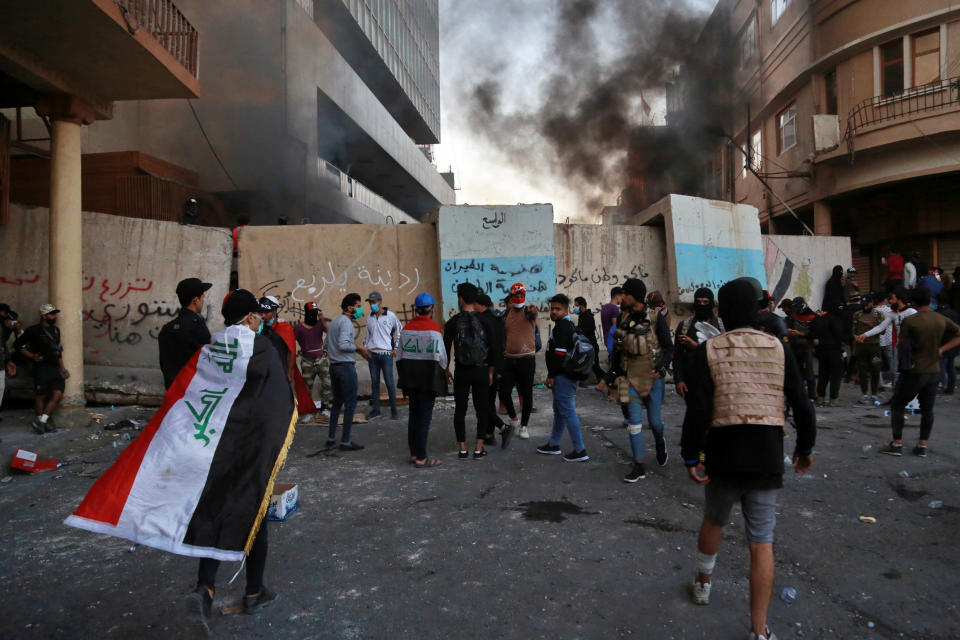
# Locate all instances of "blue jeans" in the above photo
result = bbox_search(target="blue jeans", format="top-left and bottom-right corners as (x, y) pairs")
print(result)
(329, 363), (358, 443)
(407, 389), (436, 460)
(549, 375), (585, 451)
(368, 352), (397, 413)
(624, 379), (665, 461)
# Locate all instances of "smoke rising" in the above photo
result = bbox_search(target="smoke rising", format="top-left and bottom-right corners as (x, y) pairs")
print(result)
(449, 0), (713, 217)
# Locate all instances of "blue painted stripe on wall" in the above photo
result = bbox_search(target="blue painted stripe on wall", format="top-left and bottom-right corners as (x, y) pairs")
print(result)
(674, 242), (766, 298)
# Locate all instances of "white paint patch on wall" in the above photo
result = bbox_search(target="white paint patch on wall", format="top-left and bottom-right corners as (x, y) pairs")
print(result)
(764, 234), (853, 310)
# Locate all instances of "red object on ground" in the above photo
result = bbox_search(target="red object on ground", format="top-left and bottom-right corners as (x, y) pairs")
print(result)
(11, 449), (59, 473)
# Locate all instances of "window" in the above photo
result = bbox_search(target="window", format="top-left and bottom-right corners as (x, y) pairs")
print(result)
(743, 129), (762, 178)
(881, 39), (904, 97)
(912, 28), (940, 86)
(825, 69), (838, 115)
(738, 17), (757, 69)
(771, 0), (791, 26)
(778, 103), (797, 153)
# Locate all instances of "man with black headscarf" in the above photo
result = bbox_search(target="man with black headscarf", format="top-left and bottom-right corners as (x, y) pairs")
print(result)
(674, 288), (724, 400)
(822, 265), (845, 312)
(681, 277), (815, 640)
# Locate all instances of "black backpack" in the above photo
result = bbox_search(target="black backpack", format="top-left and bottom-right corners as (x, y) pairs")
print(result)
(563, 330), (596, 376)
(455, 312), (488, 366)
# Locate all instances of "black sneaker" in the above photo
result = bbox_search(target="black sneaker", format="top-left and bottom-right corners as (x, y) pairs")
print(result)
(243, 586), (277, 614)
(324, 438), (337, 448)
(500, 425), (513, 449)
(912, 445), (927, 457)
(390, 409), (400, 420)
(31, 418), (44, 434)
(655, 440), (668, 466)
(879, 442), (903, 456)
(623, 462), (647, 483)
(562, 449), (589, 462)
(366, 410), (382, 421)
(473, 449), (488, 459)
(339, 441), (365, 451)
(536, 443), (562, 455)
(458, 450), (469, 459)
(44, 420), (58, 433)
(186, 587), (213, 633)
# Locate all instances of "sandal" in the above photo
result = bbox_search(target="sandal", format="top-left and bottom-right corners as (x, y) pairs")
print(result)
(414, 458), (442, 468)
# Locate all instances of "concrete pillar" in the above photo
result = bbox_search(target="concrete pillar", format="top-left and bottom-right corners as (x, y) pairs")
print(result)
(814, 200), (832, 236)
(37, 95), (97, 408)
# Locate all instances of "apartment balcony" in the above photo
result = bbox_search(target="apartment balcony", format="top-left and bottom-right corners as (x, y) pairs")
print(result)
(838, 76), (960, 160)
(0, 0), (199, 118)
(316, 157), (417, 224)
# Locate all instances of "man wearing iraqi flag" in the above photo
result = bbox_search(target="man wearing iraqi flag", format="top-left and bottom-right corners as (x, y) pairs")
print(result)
(65, 289), (296, 631)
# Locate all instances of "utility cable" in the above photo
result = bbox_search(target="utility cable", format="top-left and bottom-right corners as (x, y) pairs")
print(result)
(187, 99), (240, 190)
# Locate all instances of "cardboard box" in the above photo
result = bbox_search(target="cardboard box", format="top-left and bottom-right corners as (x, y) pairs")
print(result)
(267, 482), (299, 521)
(10, 449), (59, 474)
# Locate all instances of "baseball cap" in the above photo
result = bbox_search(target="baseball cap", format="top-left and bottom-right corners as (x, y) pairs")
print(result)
(39, 303), (60, 315)
(477, 293), (493, 308)
(176, 278), (212, 302)
(304, 301), (319, 312)
(222, 289), (261, 325)
(847, 267), (857, 274)
(366, 291), (383, 302)
(259, 295), (280, 311)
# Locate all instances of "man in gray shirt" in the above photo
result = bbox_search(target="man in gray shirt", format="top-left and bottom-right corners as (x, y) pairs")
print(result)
(324, 293), (370, 450)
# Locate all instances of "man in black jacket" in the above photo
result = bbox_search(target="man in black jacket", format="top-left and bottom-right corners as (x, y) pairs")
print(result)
(476, 293), (511, 447)
(674, 287), (723, 400)
(158, 278), (212, 389)
(681, 278), (815, 640)
(536, 294), (589, 462)
(812, 302), (846, 407)
(574, 296), (604, 382)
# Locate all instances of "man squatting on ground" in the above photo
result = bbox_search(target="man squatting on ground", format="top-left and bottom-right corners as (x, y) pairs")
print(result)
(396, 292), (448, 467)
(499, 282), (538, 440)
(681, 278), (816, 640)
(535, 293), (590, 462)
(878, 286), (960, 457)
(324, 293), (370, 451)
(443, 282), (500, 459)
(610, 278), (674, 483)
(364, 290), (403, 421)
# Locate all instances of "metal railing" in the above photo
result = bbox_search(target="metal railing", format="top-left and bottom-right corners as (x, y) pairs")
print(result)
(845, 75), (960, 138)
(317, 158), (414, 223)
(115, 0), (199, 77)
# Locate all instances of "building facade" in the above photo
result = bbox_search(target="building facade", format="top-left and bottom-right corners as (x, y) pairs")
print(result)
(667, 0), (960, 289)
(10, 0), (454, 226)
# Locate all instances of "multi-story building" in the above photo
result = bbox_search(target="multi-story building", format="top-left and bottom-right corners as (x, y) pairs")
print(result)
(667, 0), (960, 288)
(10, 0), (454, 226)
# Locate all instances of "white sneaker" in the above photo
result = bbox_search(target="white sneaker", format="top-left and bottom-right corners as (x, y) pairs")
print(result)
(748, 627), (777, 640)
(691, 578), (711, 605)
(518, 426), (530, 440)
(857, 394), (871, 404)
(299, 414), (313, 424)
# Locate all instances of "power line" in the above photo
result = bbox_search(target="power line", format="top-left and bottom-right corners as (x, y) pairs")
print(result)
(187, 99), (240, 190)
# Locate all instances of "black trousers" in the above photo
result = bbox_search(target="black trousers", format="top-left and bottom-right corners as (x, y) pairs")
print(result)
(487, 377), (504, 436)
(407, 389), (436, 460)
(816, 347), (844, 400)
(197, 522), (268, 596)
(588, 338), (604, 379)
(454, 365), (489, 443)
(499, 356), (535, 426)
(792, 346), (816, 399)
(890, 372), (939, 441)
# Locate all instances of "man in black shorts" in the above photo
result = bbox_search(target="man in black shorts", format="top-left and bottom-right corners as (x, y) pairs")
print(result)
(18, 304), (69, 433)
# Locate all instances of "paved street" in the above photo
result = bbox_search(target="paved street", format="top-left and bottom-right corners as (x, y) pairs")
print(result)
(1, 380), (958, 639)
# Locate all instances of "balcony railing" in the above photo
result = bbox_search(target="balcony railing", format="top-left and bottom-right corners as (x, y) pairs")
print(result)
(317, 158), (415, 223)
(116, 0), (199, 77)
(845, 75), (960, 140)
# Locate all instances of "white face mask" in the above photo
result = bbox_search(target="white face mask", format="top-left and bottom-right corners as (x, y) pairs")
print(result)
(512, 303), (524, 309)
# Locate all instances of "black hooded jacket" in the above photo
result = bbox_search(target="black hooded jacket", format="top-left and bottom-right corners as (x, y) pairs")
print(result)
(822, 265), (845, 313)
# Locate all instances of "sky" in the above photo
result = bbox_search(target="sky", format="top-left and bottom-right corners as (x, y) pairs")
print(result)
(432, 0), (716, 223)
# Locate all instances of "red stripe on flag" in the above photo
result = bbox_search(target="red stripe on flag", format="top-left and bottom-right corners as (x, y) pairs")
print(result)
(73, 349), (202, 525)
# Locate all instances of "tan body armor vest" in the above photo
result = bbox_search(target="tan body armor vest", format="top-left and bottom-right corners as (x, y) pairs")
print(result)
(613, 308), (662, 401)
(704, 328), (785, 428)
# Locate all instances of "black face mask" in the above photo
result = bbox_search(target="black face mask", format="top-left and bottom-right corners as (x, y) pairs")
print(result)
(304, 310), (319, 325)
(694, 303), (713, 320)
(44, 318), (57, 326)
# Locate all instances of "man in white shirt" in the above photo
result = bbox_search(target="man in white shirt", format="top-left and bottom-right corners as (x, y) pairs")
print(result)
(856, 288), (916, 389)
(364, 291), (403, 420)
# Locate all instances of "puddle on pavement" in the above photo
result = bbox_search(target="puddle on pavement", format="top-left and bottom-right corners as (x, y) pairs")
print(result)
(516, 500), (598, 523)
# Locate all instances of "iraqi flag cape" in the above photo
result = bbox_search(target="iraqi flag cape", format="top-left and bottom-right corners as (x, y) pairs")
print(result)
(274, 320), (317, 415)
(64, 325), (297, 561)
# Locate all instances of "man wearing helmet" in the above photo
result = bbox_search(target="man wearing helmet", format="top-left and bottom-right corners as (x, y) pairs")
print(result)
(397, 293), (448, 467)
(499, 282), (539, 440)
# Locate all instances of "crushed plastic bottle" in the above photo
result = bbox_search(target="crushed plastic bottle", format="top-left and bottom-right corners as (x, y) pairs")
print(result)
(780, 586), (797, 604)
(899, 470), (910, 478)
(928, 500), (943, 510)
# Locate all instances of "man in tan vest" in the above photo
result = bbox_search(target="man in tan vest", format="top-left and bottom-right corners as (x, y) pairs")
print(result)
(681, 278), (816, 640)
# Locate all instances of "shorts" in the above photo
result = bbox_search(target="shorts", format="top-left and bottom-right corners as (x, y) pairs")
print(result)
(704, 482), (778, 543)
(34, 364), (65, 395)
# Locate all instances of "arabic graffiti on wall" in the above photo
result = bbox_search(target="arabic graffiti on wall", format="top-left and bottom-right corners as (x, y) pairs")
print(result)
(556, 264), (650, 289)
(440, 256), (556, 318)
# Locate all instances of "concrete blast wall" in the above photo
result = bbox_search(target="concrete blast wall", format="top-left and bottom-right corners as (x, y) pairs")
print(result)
(0, 204), (232, 399)
(764, 234), (853, 310)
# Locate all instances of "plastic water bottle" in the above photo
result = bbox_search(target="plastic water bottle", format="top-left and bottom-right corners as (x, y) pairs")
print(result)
(780, 586), (797, 604)
(928, 500), (943, 510)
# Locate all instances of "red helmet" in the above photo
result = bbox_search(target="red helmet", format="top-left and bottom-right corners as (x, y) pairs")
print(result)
(509, 283), (526, 304)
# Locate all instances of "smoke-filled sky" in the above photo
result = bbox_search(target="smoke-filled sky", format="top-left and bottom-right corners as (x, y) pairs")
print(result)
(433, 0), (716, 223)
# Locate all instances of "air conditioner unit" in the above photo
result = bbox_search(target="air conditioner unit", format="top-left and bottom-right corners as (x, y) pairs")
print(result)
(813, 115), (840, 152)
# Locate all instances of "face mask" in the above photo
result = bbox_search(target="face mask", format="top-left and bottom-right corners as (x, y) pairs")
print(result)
(266, 317), (275, 327)
(512, 303), (524, 309)
(694, 303), (712, 319)
(45, 318), (57, 326)
(256, 319), (264, 334)
(352, 307), (363, 320)
(370, 304), (380, 313)
(572, 306), (581, 314)
(304, 310), (319, 325)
